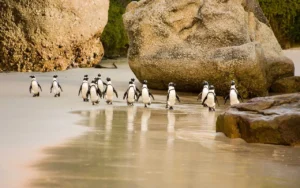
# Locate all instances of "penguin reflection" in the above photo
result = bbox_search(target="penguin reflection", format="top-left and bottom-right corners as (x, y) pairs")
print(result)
(127, 106), (137, 132)
(105, 106), (114, 141)
(167, 111), (176, 147)
(141, 108), (151, 132)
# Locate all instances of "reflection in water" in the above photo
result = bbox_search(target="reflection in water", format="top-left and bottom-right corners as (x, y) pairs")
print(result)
(31, 106), (300, 188)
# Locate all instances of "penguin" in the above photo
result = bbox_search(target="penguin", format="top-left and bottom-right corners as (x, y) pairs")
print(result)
(130, 78), (141, 96)
(103, 77), (118, 104)
(224, 80), (243, 105)
(96, 74), (107, 98)
(123, 81), (139, 106)
(87, 80), (102, 105)
(202, 85), (219, 111)
(29, 75), (42, 97)
(50, 75), (63, 97)
(78, 77), (89, 102)
(197, 81), (209, 106)
(166, 82), (180, 110)
(137, 80), (155, 108)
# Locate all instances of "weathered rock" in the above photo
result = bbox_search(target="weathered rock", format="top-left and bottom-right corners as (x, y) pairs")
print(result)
(123, 0), (294, 97)
(216, 93), (300, 145)
(0, 0), (109, 72)
(271, 76), (300, 93)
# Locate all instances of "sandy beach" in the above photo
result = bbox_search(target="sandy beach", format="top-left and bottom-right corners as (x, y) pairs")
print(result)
(0, 51), (300, 187)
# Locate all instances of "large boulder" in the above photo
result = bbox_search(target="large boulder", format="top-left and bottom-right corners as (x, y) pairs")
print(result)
(216, 93), (300, 146)
(0, 0), (109, 72)
(271, 76), (300, 93)
(123, 0), (294, 97)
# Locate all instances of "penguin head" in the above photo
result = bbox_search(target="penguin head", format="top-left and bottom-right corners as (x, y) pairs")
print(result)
(143, 80), (147, 84)
(203, 81), (208, 86)
(168, 82), (175, 87)
(209, 85), (215, 90)
(30, 75), (36, 80)
(53, 75), (58, 78)
(98, 74), (101, 77)
(106, 77), (111, 82)
(231, 80), (235, 85)
(131, 78), (135, 82)
(84, 75), (88, 78)
(129, 81), (133, 85)
(84, 77), (89, 81)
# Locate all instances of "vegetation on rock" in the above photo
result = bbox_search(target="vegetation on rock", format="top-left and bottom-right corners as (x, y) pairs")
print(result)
(101, 0), (133, 58)
(258, 0), (300, 48)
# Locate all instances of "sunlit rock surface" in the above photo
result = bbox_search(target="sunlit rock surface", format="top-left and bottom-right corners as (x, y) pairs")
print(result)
(0, 0), (109, 72)
(216, 93), (300, 145)
(123, 0), (294, 97)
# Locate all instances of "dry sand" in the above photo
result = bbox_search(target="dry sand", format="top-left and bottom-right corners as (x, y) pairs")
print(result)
(0, 50), (299, 187)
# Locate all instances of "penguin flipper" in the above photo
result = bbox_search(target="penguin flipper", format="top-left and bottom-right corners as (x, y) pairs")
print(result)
(103, 82), (107, 86)
(136, 87), (141, 95)
(176, 94), (181, 102)
(202, 95), (208, 105)
(197, 92), (202, 101)
(38, 83), (42, 92)
(50, 84), (53, 93)
(113, 87), (118, 98)
(224, 95), (229, 104)
(149, 92), (155, 100)
(97, 88), (102, 97)
(78, 85), (82, 96)
(58, 83), (63, 92)
(137, 93), (141, 101)
(29, 85), (32, 93)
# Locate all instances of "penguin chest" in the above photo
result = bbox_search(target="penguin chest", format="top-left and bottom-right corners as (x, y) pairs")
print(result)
(168, 90), (176, 106)
(90, 87), (99, 102)
(81, 83), (89, 98)
(142, 89), (150, 104)
(97, 81), (104, 92)
(31, 81), (39, 94)
(52, 82), (60, 94)
(206, 94), (215, 107)
(127, 88), (135, 103)
(201, 88), (208, 102)
(230, 91), (240, 105)
(106, 86), (114, 100)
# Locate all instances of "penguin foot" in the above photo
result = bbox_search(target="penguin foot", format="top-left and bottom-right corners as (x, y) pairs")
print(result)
(148, 103), (151, 106)
(169, 106), (174, 110)
(95, 101), (99, 104)
(58, 93), (60, 97)
(92, 102), (95, 105)
(203, 104), (208, 107)
(165, 104), (169, 109)
(54, 94), (57, 97)
(144, 104), (147, 108)
(37, 93), (40, 97)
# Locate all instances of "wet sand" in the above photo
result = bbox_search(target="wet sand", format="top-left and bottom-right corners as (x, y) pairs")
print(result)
(0, 51), (299, 188)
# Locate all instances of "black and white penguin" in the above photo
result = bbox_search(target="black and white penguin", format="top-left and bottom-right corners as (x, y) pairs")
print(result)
(96, 74), (107, 98)
(87, 80), (102, 105)
(123, 81), (139, 106)
(224, 80), (243, 105)
(137, 80), (155, 108)
(130, 78), (141, 96)
(202, 85), (219, 111)
(103, 77), (118, 104)
(50, 75), (63, 97)
(166, 82), (180, 110)
(78, 77), (89, 102)
(29, 75), (42, 97)
(197, 81), (209, 106)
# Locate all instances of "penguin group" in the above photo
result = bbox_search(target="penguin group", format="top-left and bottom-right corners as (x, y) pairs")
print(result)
(29, 74), (243, 111)
(29, 75), (63, 97)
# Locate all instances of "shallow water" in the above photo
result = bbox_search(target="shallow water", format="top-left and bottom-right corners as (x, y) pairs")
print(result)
(31, 104), (300, 188)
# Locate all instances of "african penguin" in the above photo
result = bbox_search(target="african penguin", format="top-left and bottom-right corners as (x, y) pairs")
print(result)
(29, 75), (42, 97)
(78, 77), (89, 102)
(123, 81), (139, 106)
(50, 75), (63, 97)
(166, 82), (180, 110)
(130, 78), (141, 96)
(137, 80), (155, 108)
(103, 77), (118, 104)
(87, 80), (102, 105)
(224, 80), (243, 105)
(96, 74), (107, 98)
(197, 81), (209, 106)
(202, 85), (219, 111)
